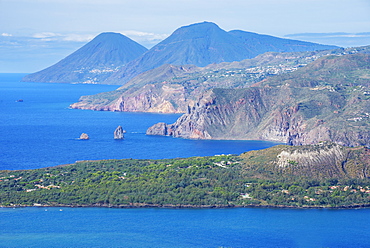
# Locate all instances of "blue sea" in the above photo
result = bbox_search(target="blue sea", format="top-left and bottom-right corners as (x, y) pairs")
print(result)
(0, 73), (278, 171)
(1, 73), (369, 248)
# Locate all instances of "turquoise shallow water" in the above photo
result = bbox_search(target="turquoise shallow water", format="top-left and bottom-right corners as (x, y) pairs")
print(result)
(1, 74), (369, 247)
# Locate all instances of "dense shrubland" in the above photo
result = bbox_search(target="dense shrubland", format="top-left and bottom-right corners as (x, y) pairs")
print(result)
(1, 144), (370, 208)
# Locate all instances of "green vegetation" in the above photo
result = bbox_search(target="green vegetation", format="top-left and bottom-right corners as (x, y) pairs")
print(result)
(0, 156), (243, 207)
(1, 144), (369, 208)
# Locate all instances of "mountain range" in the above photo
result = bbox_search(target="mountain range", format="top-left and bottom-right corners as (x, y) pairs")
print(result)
(103, 22), (338, 85)
(22, 32), (148, 84)
(22, 22), (338, 85)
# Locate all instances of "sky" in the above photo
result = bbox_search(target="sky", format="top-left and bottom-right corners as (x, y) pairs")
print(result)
(1, 0), (370, 72)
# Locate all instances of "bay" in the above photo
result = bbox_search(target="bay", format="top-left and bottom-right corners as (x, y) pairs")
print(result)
(0, 73), (279, 170)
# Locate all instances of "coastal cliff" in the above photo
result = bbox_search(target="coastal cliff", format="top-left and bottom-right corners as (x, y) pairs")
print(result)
(147, 53), (370, 147)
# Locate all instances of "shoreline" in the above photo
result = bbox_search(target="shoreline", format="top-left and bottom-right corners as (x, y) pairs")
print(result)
(2, 203), (370, 210)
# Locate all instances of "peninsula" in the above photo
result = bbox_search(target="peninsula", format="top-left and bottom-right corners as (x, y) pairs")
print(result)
(1, 142), (369, 208)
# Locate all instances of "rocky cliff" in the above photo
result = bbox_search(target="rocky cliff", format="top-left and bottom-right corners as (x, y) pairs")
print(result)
(147, 53), (370, 147)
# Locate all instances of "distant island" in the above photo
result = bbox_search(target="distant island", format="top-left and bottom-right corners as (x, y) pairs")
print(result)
(22, 22), (337, 85)
(21, 32), (148, 84)
(1, 142), (369, 208)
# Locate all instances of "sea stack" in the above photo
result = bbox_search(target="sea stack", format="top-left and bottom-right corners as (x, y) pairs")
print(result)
(79, 133), (89, 140)
(114, 126), (126, 139)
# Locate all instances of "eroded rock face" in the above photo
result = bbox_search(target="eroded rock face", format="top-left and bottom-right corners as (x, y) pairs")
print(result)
(276, 143), (345, 167)
(146, 123), (169, 136)
(240, 142), (370, 179)
(147, 85), (370, 146)
(79, 133), (89, 140)
(114, 126), (125, 139)
(274, 143), (369, 178)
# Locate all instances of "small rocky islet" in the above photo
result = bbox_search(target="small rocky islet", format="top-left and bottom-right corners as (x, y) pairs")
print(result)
(79, 133), (89, 140)
(78, 126), (126, 140)
(114, 125), (126, 140)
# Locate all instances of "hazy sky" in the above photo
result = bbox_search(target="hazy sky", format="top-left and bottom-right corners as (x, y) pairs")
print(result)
(1, 0), (370, 72)
(2, 0), (370, 39)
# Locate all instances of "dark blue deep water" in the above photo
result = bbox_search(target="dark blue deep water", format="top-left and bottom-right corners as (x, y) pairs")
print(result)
(0, 73), (278, 170)
(1, 73), (369, 248)
(1, 207), (370, 248)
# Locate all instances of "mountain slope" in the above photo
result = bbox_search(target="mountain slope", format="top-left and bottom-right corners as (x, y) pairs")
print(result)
(147, 53), (370, 147)
(22, 32), (148, 84)
(103, 22), (338, 85)
(229, 30), (339, 57)
(70, 46), (370, 113)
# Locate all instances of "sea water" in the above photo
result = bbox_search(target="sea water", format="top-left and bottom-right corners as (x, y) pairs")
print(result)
(1, 207), (369, 248)
(1, 74), (369, 247)
(0, 73), (278, 170)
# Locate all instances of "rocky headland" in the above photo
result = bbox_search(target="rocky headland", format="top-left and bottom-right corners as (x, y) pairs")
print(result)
(147, 53), (370, 147)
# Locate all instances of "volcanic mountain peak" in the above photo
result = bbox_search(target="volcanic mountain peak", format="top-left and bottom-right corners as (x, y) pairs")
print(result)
(104, 22), (338, 85)
(22, 32), (147, 84)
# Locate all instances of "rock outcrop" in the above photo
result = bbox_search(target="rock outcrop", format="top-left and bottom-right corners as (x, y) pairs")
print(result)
(147, 54), (370, 147)
(79, 133), (89, 140)
(240, 142), (370, 179)
(114, 126), (126, 139)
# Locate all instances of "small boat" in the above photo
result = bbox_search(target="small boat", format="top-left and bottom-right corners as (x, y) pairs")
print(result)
(16, 99), (23, 102)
